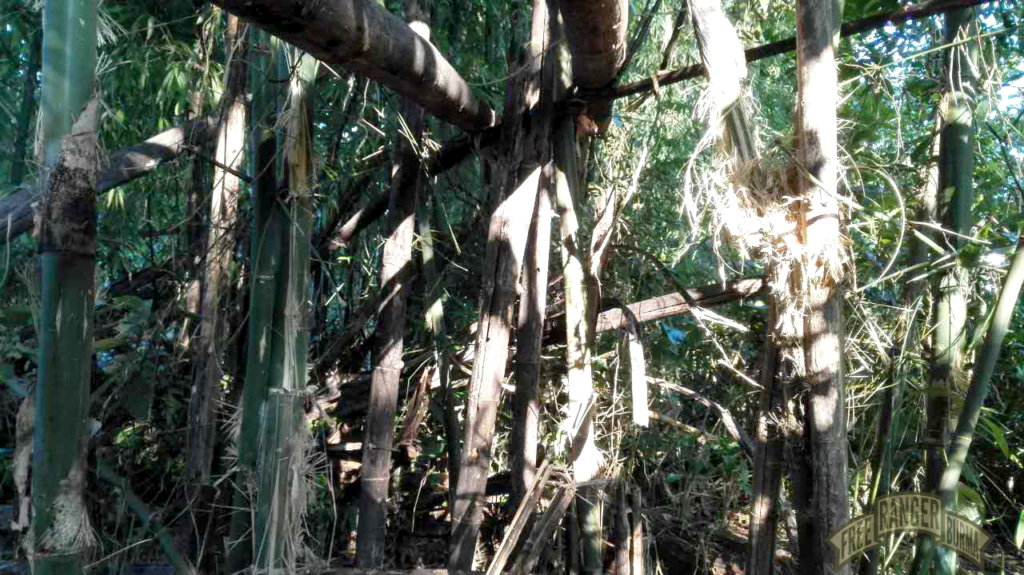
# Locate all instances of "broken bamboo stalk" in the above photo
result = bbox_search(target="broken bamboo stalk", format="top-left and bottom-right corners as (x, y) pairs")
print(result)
(630, 487), (644, 575)
(510, 484), (577, 575)
(486, 461), (555, 575)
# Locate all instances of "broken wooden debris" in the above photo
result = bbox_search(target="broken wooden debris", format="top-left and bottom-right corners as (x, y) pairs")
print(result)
(509, 484), (576, 575)
(486, 461), (554, 575)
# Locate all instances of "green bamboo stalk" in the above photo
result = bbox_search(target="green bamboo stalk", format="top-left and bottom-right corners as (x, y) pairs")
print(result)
(253, 45), (319, 572)
(30, 1), (99, 573)
(920, 9), (977, 574)
(918, 236), (1024, 575)
(228, 29), (281, 573)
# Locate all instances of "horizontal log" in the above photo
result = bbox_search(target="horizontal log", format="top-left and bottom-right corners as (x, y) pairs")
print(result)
(210, 0), (494, 132)
(595, 277), (765, 332)
(543, 277), (765, 346)
(1, 116), (219, 245)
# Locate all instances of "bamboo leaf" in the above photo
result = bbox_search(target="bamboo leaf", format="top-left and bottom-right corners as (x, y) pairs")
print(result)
(956, 482), (986, 518)
(980, 415), (1011, 462)
(1014, 510), (1024, 550)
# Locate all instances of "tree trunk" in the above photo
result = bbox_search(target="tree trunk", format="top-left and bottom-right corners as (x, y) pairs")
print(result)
(210, 0), (494, 132)
(747, 297), (785, 575)
(29, 1), (99, 573)
(447, 1), (549, 566)
(510, 0), (554, 510)
(559, 0), (628, 133)
(795, 0), (849, 572)
(357, 0), (428, 565)
(448, 169), (541, 568)
(184, 11), (247, 563)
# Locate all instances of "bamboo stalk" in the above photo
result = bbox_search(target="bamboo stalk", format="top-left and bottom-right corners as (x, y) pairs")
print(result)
(30, 1), (99, 572)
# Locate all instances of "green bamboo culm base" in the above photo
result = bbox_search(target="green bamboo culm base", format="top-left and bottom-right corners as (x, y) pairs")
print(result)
(31, 253), (95, 574)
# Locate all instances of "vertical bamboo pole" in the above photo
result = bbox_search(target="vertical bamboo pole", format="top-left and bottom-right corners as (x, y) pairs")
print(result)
(795, 0), (848, 572)
(357, 1), (427, 564)
(30, 1), (99, 572)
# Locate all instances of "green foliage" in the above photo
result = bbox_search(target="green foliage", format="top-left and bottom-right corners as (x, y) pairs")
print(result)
(0, 0), (1023, 569)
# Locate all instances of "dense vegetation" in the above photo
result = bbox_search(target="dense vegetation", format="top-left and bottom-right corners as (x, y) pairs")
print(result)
(0, 0), (1023, 573)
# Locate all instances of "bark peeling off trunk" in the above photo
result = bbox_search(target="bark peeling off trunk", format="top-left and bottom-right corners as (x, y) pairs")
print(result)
(211, 0), (494, 132)
(186, 13), (248, 532)
(32, 102), (102, 572)
(449, 167), (541, 570)
(36, 99), (101, 254)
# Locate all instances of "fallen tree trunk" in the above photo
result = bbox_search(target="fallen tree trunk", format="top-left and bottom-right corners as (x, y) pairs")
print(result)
(544, 277), (765, 344)
(210, 0), (494, 132)
(1, 116), (218, 245)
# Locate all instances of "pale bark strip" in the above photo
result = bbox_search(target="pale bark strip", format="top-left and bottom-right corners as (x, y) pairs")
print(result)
(549, 10), (603, 571)
(626, 314), (648, 427)
(358, 4), (429, 566)
(795, 0), (849, 572)
(688, 0), (756, 162)
(184, 15), (247, 556)
(448, 169), (541, 570)
(210, 0), (494, 132)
